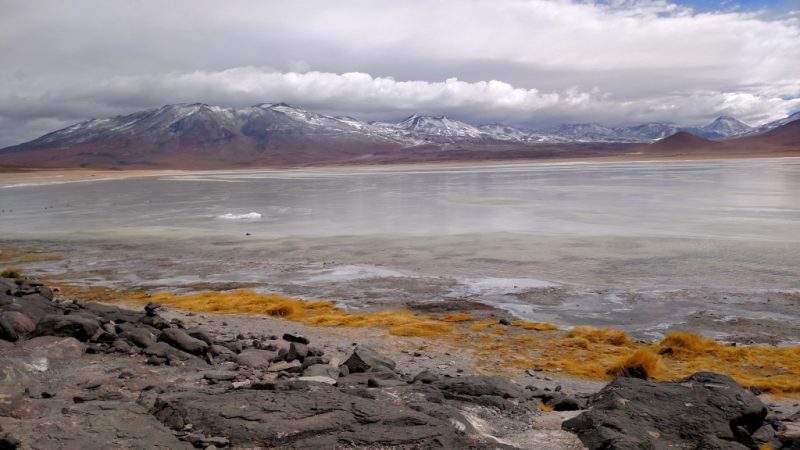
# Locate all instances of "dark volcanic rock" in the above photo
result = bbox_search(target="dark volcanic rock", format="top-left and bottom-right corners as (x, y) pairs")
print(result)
(8, 401), (191, 449)
(3, 293), (60, 323)
(159, 328), (209, 355)
(0, 316), (18, 342)
(432, 376), (523, 399)
(31, 314), (101, 341)
(203, 370), (238, 382)
(344, 345), (396, 373)
(281, 333), (310, 345)
(233, 349), (276, 370)
(562, 372), (768, 450)
(119, 325), (157, 348)
(150, 384), (480, 449)
(1, 312), (35, 336)
(19, 336), (86, 359)
(185, 327), (214, 345)
(337, 370), (403, 388)
(143, 342), (195, 363)
(79, 302), (144, 324)
(413, 370), (440, 384)
(208, 344), (235, 357)
(302, 364), (339, 379)
(285, 342), (308, 362)
(140, 313), (171, 330)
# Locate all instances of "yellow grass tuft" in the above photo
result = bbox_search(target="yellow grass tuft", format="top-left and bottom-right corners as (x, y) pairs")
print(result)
(149, 290), (455, 338)
(568, 326), (632, 346)
(512, 320), (558, 331)
(563, 337), (591, 349)
(440, 313), (474, 322)
(468, 320), (495, 331)
(608, 348), (660, 379)
(538, 402), (555, 412)
(660, 332), (716, 353)
(0, 268), (21, 278)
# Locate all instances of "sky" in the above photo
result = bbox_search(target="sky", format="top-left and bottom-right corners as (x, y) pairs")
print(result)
(1, 0), (799, 147)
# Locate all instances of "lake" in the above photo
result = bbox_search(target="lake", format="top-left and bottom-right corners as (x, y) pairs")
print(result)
(2, 158), (799, 343)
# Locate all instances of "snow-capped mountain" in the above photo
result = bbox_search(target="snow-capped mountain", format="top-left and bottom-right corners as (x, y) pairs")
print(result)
(477, 124), (564, 143)
(539, 123), (621, 142)
(395, 115), (485, 142)
(703, 115), (752, 137)
(1, 102), (794, 169)
(533, 117), (751, 143)
(741, 111), (800, 136)
(620, 123), (683, 141)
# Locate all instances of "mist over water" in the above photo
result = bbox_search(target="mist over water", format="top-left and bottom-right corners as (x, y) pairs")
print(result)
(2, 158), (800, 342)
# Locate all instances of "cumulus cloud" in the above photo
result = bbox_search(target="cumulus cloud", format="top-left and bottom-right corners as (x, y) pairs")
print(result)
(0, 0), (798, 146)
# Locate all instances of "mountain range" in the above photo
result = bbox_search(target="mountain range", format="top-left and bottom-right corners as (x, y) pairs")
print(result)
(0, 102), (797, 169)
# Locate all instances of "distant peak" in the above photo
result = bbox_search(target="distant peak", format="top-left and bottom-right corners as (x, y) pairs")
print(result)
(256, 102), (299, 110)
(163, 102), (208, 109)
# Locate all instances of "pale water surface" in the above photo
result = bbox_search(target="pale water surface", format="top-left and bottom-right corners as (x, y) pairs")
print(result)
(2, 158), (799, 342)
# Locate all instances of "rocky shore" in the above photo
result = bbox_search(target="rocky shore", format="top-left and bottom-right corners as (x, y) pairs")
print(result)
(2, 276), (799, 449)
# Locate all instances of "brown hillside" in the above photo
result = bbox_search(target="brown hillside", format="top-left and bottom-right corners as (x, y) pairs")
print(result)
(636, 132), (722, 154)
(730, 117), (800, 149)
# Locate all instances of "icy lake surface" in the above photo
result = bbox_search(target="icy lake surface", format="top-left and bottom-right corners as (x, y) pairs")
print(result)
(2, 158), (799, 342)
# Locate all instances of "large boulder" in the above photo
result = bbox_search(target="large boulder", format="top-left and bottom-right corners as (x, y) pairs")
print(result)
(119, 325), (157, 348)
(432, 376), (523, 399)
(158, 328), (208, 355)
(2, 293), (60, 323)
(30, 314), (101, 341)
(234, 349), (276, 370)
(149, 383), (480, 448)
(185, 327), (214, 345)
(6, 401), (191, 449)
(343, 345), (396, 373)
(143, 342), (194, 363)
(0, 315), (18, 342)
(302, 364), (339, 379)
(2, 311), (36, 335)
(562, 372), (768, 450)
(77, 302), (144, 324)
(19, 336), (86, 359)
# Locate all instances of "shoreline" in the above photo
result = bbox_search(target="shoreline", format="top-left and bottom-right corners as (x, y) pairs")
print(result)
(48, 281), (800, 396)
(2, 153), (799, 188)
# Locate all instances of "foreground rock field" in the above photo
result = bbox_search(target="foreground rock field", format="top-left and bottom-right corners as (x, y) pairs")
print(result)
(2, 276), (799, 449)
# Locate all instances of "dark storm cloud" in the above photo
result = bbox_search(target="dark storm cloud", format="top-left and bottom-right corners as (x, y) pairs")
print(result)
(0, 0), (798, 146)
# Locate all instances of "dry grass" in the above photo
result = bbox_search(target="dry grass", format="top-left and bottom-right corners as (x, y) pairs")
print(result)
(538, 402), (555, 412)
(608, 348), (660, 379)
(512, 320), (558, 331)
(0, 246), (61, 265)
(468, 320), (495, 331)
(440, 313), (474, 322)
(568, 326), (633, 346)
(52, 285), (800, 396)
(660, 332), (714, 353)
(0, 268), (21, 278)
(148, 290), (456, 338)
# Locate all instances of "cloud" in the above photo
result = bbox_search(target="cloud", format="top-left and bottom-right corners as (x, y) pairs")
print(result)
(0, 0), (798, 146)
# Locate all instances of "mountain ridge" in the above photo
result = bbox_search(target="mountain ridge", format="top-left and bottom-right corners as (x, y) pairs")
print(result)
(0, 102), (797, 169)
